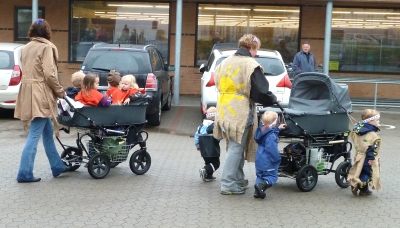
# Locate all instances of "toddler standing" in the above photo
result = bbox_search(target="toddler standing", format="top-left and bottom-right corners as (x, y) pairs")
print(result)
(348, 109), (382, 196)
(194, 107), (221, 182)
(254, 111), (286, 199)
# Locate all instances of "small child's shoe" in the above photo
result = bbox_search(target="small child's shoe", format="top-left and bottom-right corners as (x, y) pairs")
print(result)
(254, 180), (268, 199)
(351, 184), (360, 196)
(359, 186), (372, 196)
(205, 174), (216, 182)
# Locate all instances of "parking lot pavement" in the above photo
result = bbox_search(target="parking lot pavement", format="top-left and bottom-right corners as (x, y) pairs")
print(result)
(1, 95), (400, 227)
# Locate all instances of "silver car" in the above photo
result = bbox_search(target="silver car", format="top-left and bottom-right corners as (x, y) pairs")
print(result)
(0, 43), (24, 109)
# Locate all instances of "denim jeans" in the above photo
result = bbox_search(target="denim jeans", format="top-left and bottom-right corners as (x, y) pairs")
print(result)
(17, 118), (66, 181)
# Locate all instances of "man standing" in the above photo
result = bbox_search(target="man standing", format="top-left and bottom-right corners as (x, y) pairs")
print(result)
(292, 42), (316, 75)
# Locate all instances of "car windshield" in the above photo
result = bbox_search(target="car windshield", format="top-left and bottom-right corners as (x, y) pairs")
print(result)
(215, 56), (284, 76)
(0, 51), (14, 69)
(81, 50), (151, 73)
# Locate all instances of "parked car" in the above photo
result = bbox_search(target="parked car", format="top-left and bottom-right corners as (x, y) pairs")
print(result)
(199, 49), (291, 117)
(80, 43), (172, 126)
(0, 43), (24, 109)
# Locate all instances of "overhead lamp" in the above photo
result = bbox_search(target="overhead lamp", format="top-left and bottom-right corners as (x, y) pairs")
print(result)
(332, 11), (351, 14)
(108, 4), (154, 8)
(253, 9), (299, 13)
(203, 7), (250, 11)
(95, 11), (105, 14)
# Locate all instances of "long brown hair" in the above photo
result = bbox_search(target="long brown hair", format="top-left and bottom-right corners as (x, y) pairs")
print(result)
(82, 73), (98, 96)
(27, 18), (52, 40)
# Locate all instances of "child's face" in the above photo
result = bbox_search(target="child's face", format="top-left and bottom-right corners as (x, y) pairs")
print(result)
(120, 79), (131, 91)
(94, 77), (99, 89)
(369, 119), (380, 127)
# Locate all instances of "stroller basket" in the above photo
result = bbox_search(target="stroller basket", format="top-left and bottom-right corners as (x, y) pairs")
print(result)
(88, 138), (131, 163)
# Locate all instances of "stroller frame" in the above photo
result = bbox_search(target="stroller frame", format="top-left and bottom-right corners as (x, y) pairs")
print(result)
(56, 96), (151, 179)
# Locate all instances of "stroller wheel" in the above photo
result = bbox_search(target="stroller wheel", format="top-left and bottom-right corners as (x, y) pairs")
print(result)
(88, 153), (111, 179)
(296, 165), (318, 192)
(61, 147), (83, 171)
(335, 161), (352, 188)
(129, 150), (151, 175)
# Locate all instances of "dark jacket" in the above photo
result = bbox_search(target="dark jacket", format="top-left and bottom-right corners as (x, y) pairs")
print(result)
(254, 125), (281, 170)
(292, 51), (316, 75)
(66, 86), (81, 100)
(353, 123), (380, 161)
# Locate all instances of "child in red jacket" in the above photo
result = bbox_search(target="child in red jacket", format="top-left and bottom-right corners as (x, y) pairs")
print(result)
(75, 73), (111, 106)
(105, 70), (121, 99)
(111, 74), (145, 105)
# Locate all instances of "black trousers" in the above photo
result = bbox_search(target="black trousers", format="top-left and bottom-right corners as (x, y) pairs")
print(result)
(203, 156), (220, 175)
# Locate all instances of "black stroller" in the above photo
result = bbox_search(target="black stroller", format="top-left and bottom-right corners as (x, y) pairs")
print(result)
(259, 72), (353, 192)
(56, 96), (151, 179)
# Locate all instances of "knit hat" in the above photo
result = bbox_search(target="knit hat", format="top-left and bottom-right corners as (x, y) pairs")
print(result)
(206, 107), (216, 120)
(107, 70), (121, 87)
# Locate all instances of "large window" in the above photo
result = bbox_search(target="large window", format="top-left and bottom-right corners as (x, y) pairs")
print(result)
(331, 8), (400, 73)
(197, 4), (300, 65)
(70, 1), (169, 62)
(14, 6), (45, 41)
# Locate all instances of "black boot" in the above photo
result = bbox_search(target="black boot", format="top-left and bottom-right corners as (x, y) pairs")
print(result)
(359, 185), (372, 196)
(254, 180), (268, 199)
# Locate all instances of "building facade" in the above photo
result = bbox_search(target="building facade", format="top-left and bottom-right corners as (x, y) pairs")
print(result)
(1, 0), (400, 99)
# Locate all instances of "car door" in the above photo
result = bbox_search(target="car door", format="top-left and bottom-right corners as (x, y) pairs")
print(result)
(149, 48), (168, 104)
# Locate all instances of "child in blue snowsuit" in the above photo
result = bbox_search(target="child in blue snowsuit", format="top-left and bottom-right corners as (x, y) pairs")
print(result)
(194, 107), (221, 182)
(254, 110), (286, 199)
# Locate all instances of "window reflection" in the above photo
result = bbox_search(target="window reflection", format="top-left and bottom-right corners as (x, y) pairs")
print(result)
(197, 4), (300, 65)
(331, 8), (400, 73)
(70, 1), (169, 62)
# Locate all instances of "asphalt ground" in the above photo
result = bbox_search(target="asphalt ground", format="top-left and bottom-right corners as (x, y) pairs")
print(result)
(1, 95), (399, 227)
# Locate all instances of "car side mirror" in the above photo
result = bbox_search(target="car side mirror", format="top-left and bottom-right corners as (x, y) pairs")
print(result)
(167, 65), (175, 71)
(199, 63), (207, 73)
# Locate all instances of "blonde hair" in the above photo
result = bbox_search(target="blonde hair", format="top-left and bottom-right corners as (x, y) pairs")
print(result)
(121, 74), (139, 89)
(71, 71), (85, 87)
(361, 109), (380, 120)
(238, 34), (261, 50)
(82, 73), (99, 96)
(261, 111), (278, 125)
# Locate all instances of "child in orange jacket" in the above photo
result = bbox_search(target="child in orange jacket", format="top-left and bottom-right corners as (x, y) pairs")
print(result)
(111, 74), (145, 105)
(105, 70), (121, 99)
(75, 73), (111, 106)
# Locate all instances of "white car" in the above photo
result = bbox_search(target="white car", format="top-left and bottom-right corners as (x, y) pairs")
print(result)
(199, 49), (292, 117)
(0, 43), (24, 109)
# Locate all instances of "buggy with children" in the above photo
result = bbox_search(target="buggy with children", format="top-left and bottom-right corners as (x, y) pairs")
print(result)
(258, 72), (355, 192)
(57, 70), (152, 179)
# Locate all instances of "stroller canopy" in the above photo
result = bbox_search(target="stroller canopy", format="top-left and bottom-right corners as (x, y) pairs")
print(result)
(289, 72), (352, 113)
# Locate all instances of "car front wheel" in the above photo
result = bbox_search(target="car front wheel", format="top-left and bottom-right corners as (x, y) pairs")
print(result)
(147, 99), (161, 126)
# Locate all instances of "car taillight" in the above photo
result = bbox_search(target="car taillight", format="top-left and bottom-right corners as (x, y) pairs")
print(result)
(206, 72), (215, 87)
(9, 65), (22, 86)
(276, 74), (292, 89)
(145, 73), (157, 91)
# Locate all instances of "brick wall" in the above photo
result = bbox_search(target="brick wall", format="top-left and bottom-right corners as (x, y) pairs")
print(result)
(1, 0), (400, 98)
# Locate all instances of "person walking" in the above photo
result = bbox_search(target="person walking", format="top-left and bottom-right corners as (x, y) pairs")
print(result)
(15, 19), (69, 183)
(292, 42), (317, 75)
(213, 34), (278, 195)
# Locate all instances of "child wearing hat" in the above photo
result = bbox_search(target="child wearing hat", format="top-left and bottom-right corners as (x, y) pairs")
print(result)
(194, 107), (221, 182)
(348, 109), (382, 196)
(66, 71), (85, 99)
(105, 70), (121, 99)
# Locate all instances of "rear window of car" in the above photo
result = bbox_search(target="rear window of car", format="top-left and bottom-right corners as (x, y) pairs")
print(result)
(81, 50), (151, 73)
(0, 51), (14, 69)
(215, 56), (284, 76)
(256, 57), (285, 76)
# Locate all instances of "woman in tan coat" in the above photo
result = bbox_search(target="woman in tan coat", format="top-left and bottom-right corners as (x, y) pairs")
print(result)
(15, 19), (68, 183)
